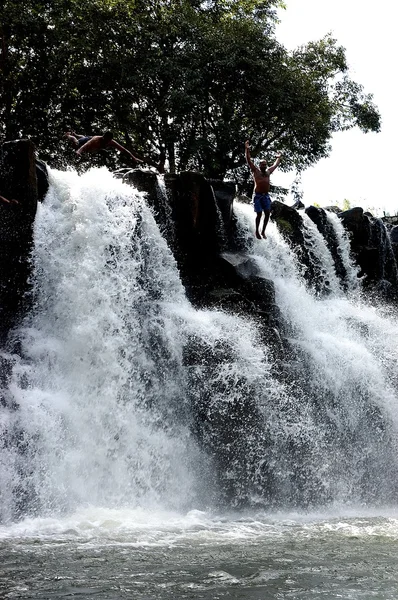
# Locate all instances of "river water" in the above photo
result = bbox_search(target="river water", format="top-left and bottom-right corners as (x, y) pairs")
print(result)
(1, 168), (398, 598)
(2, 508), (398, 599)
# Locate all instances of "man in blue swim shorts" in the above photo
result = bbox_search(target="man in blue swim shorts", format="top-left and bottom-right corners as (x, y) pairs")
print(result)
(245, 140), (282, 239)
(64, 132), (92, 148)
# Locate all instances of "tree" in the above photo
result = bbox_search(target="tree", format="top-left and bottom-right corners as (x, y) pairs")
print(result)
(1, 0), (380, 178)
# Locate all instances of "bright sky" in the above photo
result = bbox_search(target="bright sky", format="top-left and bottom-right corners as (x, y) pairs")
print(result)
(274, 0), (397, 215)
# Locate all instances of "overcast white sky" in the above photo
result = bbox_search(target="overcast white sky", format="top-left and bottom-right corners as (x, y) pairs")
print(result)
(274, 0), (397, 215)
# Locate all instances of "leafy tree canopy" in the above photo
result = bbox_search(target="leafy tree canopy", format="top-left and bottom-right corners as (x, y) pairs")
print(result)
(1, 0), (380, 183)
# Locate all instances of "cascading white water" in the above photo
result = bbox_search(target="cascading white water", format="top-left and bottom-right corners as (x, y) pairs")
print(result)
(0, 168), (287, 521)
(234, 202), (398, 506)
(301, 212), (342, 296)
(326, 211), (360, 292)
(2, 174), (398, 525)
(0, 168), (206, 521)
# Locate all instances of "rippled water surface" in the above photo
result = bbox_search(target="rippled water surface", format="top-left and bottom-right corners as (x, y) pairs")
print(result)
(2, 509), (398, 599)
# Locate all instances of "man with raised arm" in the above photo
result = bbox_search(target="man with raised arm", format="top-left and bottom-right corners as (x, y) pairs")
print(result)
(64, 131), (143, 165)
(245, 140), (282, 239)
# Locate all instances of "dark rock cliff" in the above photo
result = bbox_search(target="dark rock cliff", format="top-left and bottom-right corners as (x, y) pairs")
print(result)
(0, 140), (40, 342)
(339, 207), (398, 299)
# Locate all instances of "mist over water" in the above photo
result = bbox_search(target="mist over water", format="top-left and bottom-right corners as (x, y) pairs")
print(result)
(1, 169), (398, 598)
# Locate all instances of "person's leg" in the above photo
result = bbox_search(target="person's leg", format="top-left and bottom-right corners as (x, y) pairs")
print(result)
(260, 194), (272, 238)
(253, 194), (263, 239)
(77, 136), (93, 148)
(261, 209), (270, 237)
(255, 212), (262, 239)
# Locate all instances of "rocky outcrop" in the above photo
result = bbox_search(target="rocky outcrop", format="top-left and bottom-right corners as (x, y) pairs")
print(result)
(271, 200), (334, 295)
(271, 201), (398, 302)
(208, 178), (237, 246)
(163, 171), (226, 282)
(35, 159), (49, 202)
(389, 226), (398, 267)
(0, 140), (39, 342)
(340, 207), (398, 299)
(305, 205), (347, 288)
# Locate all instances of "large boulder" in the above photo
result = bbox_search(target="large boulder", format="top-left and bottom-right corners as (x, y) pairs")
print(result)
(389, 226), (398, 266)
(35, 159), (49, 201)
(339, 207), (371, 248)
(390, 226), (398, 244)
(340, 207), (398, 297)
(162, 171), (227, 294)
(0, 140), (39, 342)
(207, 179), (236, 241)
(122, 168), (174, 247)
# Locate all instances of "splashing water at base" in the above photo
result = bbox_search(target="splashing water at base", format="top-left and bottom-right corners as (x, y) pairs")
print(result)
(2, 506), (398, 599)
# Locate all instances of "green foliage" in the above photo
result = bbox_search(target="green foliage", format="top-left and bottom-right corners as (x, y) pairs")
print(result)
(274, 217), (293, 234)
(0, 0), (381, 175)
(342, 199), (351, 211)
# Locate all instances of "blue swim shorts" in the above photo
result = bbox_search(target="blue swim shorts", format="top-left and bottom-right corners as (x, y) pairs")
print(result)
(77, 136), (92, 148)
(253, 192), (271, 213)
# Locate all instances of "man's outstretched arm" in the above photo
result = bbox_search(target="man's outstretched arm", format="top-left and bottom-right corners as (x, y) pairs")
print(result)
(245, 140), (256, 172)
(109, 140), (143, 163)
(267, 152), (282, 175)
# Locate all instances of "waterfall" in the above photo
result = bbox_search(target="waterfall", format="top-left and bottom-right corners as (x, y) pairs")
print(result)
(301, 213), (342, 296)
(0, 168), (203, 521)
(1, 171), (398, 524)
(0, 168), (289, 520)
(325, 211), (360, 292)
(234, 202), (398, 507)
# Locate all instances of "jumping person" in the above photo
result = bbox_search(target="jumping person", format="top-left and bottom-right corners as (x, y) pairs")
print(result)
(245, 140), (282, 239)
(64, 131), (143, 165)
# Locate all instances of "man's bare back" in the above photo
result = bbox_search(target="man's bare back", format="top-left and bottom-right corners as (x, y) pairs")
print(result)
(76, 135), (107, 155)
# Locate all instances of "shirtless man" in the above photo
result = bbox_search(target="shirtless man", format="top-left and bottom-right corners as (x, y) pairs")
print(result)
(245, 140), (282, 239)
(64, 131), (142, 165)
